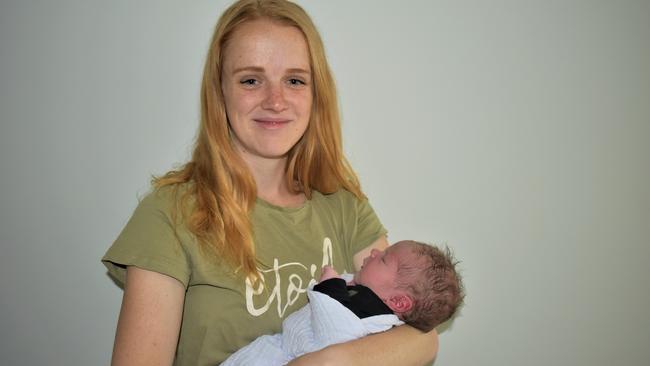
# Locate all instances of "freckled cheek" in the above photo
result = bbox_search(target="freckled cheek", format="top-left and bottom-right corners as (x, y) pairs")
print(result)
(287, 92), (312, 113)
(222, 92), (240, 118)
(233, 94), (260, 114)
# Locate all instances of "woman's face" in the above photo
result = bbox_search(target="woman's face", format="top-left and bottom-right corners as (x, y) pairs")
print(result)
(221, 19), (313, 163)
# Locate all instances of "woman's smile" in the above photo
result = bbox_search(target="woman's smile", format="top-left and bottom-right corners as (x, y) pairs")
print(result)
(253, 118), (292, 130)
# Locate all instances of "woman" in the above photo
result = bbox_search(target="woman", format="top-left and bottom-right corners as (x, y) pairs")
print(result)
(103, 1), (438, 365)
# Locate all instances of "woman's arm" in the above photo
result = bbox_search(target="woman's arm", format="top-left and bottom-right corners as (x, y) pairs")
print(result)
(287, 236), (439, 366)
(288, 325), (438, 366)
(111, 266), (185, 366)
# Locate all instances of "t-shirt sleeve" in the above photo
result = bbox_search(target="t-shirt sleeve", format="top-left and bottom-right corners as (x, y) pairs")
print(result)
(101, 190), (191, 288)
(344, 192), (388, 259)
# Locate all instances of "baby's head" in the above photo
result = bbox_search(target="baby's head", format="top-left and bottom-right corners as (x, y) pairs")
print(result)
(354, 240), (464, 332)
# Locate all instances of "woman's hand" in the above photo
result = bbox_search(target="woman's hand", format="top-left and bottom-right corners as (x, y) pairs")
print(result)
(111, 266), (185, 366)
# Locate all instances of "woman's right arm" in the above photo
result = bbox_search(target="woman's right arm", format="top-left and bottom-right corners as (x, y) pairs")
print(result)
(111, 266), (185, 366)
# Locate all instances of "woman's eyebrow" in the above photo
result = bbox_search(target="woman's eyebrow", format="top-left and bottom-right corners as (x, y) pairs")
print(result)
(231, 66), (311, 75)
(232, 66), (264, 74)
(286, 68), (311, 75)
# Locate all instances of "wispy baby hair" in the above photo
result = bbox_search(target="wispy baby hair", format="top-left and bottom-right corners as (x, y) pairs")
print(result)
(397, 241), (465, 332)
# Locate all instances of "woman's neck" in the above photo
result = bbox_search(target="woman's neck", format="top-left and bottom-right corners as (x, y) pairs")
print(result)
(243, 154), (305, 208)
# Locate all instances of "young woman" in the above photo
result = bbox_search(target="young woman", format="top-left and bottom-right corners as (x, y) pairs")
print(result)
(103, 1), (438, 365)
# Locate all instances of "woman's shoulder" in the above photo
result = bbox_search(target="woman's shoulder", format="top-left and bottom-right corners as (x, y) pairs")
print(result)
(139, 182), (193, 210)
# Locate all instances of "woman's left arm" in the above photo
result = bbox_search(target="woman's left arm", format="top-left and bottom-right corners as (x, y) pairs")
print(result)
(288, 325), (438, 366)
(287, 237), (439, 366)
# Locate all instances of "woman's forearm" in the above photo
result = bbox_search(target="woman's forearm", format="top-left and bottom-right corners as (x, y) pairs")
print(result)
(287, 325), (438, 366)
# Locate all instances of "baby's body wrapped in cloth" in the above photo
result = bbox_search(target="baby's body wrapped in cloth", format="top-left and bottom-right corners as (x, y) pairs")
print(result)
(220, 282), (402, 366)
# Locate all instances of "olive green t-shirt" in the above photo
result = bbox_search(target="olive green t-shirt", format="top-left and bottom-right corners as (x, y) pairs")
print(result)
(102, 185), (386, 365)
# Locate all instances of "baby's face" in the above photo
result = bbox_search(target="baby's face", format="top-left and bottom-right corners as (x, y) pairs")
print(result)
(354, 241), (414, 300)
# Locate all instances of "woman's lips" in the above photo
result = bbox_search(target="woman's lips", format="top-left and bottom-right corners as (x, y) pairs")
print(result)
(254, 118), (290, 129)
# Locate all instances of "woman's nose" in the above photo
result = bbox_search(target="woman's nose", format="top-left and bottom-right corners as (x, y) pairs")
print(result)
(261, 83), (288, 112)
(370, 248), (381, 257)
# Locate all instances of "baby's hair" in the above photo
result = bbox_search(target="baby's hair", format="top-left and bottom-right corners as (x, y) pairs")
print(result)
(396, 241), (464, 332)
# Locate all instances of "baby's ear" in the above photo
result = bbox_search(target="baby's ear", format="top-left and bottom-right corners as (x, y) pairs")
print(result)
(387, 294), (413, 314)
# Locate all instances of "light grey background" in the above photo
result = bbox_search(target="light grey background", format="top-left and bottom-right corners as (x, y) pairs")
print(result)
(1, 1), (649, 365)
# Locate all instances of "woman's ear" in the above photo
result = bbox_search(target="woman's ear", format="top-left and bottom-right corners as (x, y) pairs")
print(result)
(387, 294), (413, 314)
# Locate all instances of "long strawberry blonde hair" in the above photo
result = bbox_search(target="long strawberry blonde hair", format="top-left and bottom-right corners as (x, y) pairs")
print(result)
(154, 0), (363, 281)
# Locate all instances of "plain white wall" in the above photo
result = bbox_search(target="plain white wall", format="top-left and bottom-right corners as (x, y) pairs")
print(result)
(1, 1), (649, 365)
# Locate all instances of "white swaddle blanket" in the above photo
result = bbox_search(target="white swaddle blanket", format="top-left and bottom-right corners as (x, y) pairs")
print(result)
(221, 289), (403, 365)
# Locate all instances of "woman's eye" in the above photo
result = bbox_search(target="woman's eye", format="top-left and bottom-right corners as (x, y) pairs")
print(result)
(288, 78), (305, 86)
(240, 79), (258, 86)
